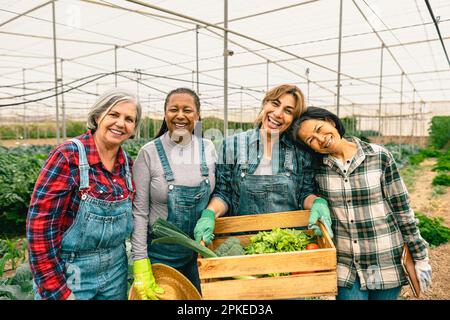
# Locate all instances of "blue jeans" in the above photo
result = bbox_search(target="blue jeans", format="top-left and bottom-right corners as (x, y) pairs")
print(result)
(337, 276), (401, 300)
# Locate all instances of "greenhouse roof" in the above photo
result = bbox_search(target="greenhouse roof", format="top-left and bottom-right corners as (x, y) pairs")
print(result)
(0, 0), (449, 121)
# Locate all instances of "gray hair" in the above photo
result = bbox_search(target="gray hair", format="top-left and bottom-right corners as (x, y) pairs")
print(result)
(87, 88), (142, 138)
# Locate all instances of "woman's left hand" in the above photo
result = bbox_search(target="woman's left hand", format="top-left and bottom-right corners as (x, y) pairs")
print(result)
(415, 258), (432, 293)
(308, 197), (333, 238)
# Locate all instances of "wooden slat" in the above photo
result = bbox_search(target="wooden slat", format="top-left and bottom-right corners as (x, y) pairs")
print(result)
(214, 210), (310, 234)
(318, 221), (335, 249)
(198, 248), (336, 279)
(201, 272), (337, 300)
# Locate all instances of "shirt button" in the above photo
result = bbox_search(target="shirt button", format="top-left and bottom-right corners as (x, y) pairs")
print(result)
(353, 240), (357, 244)
(346, 160), (350, 164)
(113, 179), (117, 183)
(350, 220), (354, 223)
(343, 170), (347, 173)
(347, 199), (351, 203)
(100, 190), (104, 194)
(344, 179), (348, 183)
(120, 194), (124, 198)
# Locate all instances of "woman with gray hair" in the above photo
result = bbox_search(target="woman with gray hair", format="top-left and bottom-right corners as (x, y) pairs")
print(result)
(27, 88), (141, 300)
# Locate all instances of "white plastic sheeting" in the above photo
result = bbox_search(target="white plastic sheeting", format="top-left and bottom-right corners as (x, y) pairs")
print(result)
(0, 0), (448, 135)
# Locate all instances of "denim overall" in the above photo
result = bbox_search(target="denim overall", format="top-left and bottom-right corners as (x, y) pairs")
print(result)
(33, 138), (134, 300)
(238, 141), (298, 215)
(147, 137), (210, 292)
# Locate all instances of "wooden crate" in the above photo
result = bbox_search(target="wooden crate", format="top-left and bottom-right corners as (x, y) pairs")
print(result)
(197, 210), (337, 300)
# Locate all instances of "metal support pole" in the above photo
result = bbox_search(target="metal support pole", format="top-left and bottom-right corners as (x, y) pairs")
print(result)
(196, 24), (200, 94)
(114, 45), (118, 87)
(60, 58), (66, 140)
(336, 0), (343, 117)
(22, 68), (26, 140)
(52, 1), (60, 144)
(352, 103), (355, 132)
(147, 94), (151, 140)
(266, 60), (269, 91)
(223, 0), (229, 137)
(305, 68), (310, 106)
(420, 101), (425, 147)
(411, 90), (416, 139)
(136, 69), (141, 139)
(378, 44), (384, 137)
(240, 86), (243, 129)
(399, 72), (404, 147)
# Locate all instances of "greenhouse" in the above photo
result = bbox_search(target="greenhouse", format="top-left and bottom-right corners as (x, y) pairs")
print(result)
(0, 0), (449, 302)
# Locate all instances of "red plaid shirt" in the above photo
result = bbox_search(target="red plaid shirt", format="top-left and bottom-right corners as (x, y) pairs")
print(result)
(26, 131), (134, 300)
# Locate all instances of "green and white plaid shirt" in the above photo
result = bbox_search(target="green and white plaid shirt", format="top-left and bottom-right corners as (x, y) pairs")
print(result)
(315, 137), (429, 290)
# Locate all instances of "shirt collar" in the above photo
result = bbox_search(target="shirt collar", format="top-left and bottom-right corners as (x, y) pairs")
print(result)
(83, 130), (126, 166)
(353, 136), (377, 156)
(323, 136), (376, 169)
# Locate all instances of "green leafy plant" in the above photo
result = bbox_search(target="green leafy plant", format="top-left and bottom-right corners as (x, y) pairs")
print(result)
(0, 263), (33, 300)
(415, 212), (450, 247)
(432, 149), (450, 172)
(214, 237), (245, 257)
(245, 228), (316, 255)
(432, 173), (450, 186)
(0, 153), (45, 236)
(0, 239), (28, 277)
(428, 116), (450, 150)
(150, 218), (217, 258)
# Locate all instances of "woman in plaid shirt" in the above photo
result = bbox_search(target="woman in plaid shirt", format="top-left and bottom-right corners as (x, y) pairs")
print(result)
(27, 89), (141, 300)
(292, 107), (432, 300)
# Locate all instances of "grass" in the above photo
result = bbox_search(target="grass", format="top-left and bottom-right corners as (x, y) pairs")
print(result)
(431, 185), (448, 198)
(400, 165), (419, 192)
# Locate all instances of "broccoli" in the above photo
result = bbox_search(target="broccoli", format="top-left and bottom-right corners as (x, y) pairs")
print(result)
(214, 237), (245, 257)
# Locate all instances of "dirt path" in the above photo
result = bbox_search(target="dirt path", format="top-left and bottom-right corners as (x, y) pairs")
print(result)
(0, 138), (58, 147)
(400, 158), (450, 300)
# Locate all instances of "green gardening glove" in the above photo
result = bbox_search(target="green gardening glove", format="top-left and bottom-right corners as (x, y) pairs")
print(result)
(132, 258), (164, 300)
(308, 197), (334, 238)
(194, 209), (216, 246)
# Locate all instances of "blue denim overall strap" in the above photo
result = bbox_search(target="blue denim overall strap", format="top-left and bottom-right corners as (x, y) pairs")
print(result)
(53, 138), (134, 300)
(148, 137), (210, 270)
(69, 138), (134, 192)
(154, 138), (175, 182)
(238, 146), (298, 215)
(70, 138), (90, 189)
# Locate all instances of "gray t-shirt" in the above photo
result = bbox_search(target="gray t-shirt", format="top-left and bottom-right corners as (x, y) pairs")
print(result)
(131, 132), (217, 260)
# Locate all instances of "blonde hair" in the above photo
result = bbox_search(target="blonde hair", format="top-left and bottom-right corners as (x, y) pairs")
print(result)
(254, 84), (307, 128)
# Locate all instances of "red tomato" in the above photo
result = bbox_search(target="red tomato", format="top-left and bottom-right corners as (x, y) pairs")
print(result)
(306, 243), (320, 250)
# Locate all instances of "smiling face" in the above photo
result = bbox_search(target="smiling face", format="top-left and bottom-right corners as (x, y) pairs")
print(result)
(297, 118), (343, 154)
(164, 93), (199, 141)
(261, 93), (296, 135)
(95, 100), (137, 147)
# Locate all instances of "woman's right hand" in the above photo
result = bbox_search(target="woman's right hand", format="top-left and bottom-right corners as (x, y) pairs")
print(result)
(132, 258), (164, 300)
